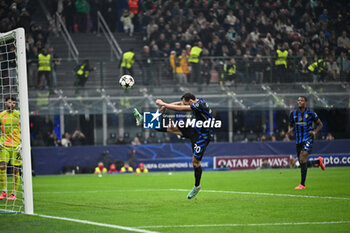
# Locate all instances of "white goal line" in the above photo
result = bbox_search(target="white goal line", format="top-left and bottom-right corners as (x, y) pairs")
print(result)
(34, 214), (160, 233)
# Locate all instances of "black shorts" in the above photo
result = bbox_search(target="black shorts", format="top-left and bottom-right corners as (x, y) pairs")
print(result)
(296, 140), (313, 158)
(179, 127), (210, 161)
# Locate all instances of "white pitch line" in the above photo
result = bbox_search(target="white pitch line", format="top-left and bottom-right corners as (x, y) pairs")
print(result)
(136, 221), (350, 229)
(169, 189), (350, 200)
(34, 214), (160, 233)
(33, 188), (350, 200)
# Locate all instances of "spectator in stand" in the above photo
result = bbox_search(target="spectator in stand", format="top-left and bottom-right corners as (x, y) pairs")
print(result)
(89, 0), (102, 34)
(151, 44), (163, 85)
(136, 163), (149, 175)
(185, 44), (191, 57)
(259, 158), (271, 169)
(48, 47), (61, 89)
(201, 49), (212, 85)
(71, 129), (86, 146)
(252, 54), (265, 83)
(104, 0), (117, 32)
(131, 136), (141, 146)
(226, 26), (237, 42)
(157, 33), (167, 51)
(276, 129), (287, 141)
(61, 132), (72, 147)
(140, 45), (152, 85)
(27, 45), (38, 88)
(116, 136), (127, 145)
(337, 31), (350, 51)
(298, 56), (311, 82)
(263, 33), (275, 51)
(120, 9), (134, 37)
(249, 27), (260, 43)
(75, 0), (90, 33)
(326, 57), (340, 81)
(169, 51), (187, 85)
(37, 115), (54, 146)
(326, 133), (335, 140)
(337, 51), (350, 82)
(47, 131), (60, 147)
(62, 0), (75, 33)
(128, 0), (139, 32)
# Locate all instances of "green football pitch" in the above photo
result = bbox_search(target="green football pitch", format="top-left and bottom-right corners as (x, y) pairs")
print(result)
(1, 167), (350, 233)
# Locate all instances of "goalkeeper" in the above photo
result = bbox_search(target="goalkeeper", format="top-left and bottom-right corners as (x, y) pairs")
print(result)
(0, 97), (21, 201)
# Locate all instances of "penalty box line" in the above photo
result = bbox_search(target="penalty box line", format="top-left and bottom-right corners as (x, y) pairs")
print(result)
(33, 213), (160, 233)
(136, 221), (350, 229)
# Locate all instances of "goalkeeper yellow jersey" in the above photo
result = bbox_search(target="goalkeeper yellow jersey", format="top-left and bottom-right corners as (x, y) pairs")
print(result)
(0, 110), (21, 147)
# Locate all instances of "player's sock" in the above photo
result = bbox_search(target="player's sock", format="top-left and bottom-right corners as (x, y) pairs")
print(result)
(194, 166), (202, 187)
(300, 162), (307, 186)
(13, 170), (20, 194)
(307, 160), (320, 167)
(0, 169), (7, 192)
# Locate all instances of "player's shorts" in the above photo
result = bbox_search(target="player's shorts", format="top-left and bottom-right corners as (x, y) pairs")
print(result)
(191, 133), (210, 161)
(178, 127), (195, 140)
(179, 127), (211, 161)
(296, 140), (313, 157)
(0, 146), (22, 166)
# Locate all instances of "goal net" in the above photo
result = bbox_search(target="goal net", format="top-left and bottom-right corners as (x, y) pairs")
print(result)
(0, 28), (33, 214)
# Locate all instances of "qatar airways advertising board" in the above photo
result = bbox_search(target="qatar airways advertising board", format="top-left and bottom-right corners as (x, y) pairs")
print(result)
(214, 155), (290, 170)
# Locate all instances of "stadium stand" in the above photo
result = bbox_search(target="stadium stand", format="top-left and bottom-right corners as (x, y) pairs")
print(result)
(2, 0), (349, 146)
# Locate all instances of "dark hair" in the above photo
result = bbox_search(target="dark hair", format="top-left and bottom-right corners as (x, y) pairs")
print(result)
(298, 96), (307, 102)
(181, 93), (196, 101)
(5, 96), (16, 102)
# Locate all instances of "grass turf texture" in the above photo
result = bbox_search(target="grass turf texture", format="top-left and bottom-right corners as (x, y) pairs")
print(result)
(0, 167), (349, 233)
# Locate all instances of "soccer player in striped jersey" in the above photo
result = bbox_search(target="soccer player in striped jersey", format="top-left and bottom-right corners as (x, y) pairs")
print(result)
(134, 93), (214, 199)
(0, 97), (21, 201)
(286, 96), (325, 190)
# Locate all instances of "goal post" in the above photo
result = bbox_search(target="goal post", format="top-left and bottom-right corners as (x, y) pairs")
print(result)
(17, 28), (34, 215)
(0, 28), (33, 214)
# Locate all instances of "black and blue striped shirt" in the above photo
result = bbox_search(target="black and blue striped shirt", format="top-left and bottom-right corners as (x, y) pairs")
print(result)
(190, 98), (214, 137)
(289, 108), (319, 144)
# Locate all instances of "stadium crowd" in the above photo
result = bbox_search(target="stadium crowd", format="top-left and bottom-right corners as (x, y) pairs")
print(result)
(131, 0), (350, 84)
(1, 0), (349, 146)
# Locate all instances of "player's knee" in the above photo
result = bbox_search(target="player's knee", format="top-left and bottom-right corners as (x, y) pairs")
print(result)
(192, 159), (201, 168)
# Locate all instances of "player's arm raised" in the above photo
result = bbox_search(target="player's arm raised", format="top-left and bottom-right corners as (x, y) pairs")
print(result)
(156, 99), (191, 111)
(159, 101), (182, 112)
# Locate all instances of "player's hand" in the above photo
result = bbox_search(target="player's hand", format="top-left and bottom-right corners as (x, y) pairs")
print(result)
(159, 106), (167, 112)
(309, 131), (316, 137)
(156, 99), (165, 106)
